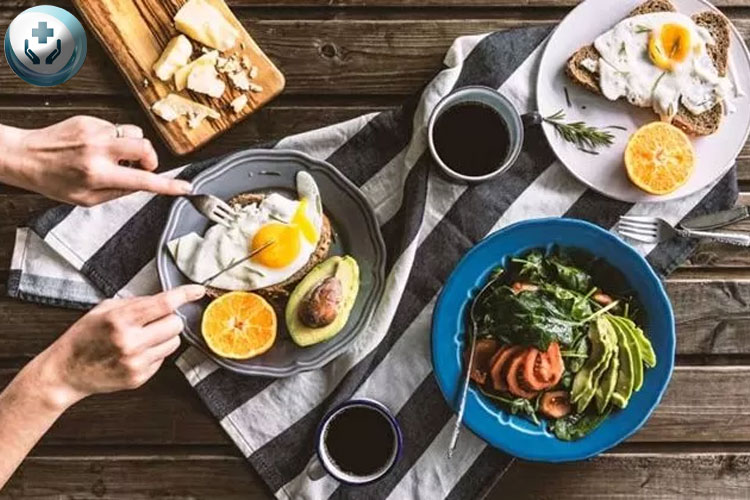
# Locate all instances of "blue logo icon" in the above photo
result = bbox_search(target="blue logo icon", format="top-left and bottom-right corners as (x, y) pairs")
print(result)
(4, 5), (87, 87)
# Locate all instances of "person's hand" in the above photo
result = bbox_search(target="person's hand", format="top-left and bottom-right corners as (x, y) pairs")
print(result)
(0, 116), (192, 206)
(33, 284), (205, 410)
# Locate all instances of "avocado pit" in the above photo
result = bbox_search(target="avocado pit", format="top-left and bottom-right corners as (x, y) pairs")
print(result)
(299, 276), (343, 328)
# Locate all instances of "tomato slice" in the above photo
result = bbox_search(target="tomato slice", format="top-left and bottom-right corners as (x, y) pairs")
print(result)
(465, 339), (501, 385)
(490, 345), (523, 392)
(511, 282), (539, 294)
(539, 390), (572, 419)
(521, 342), (564, 391)
(506, 349), (539, 399)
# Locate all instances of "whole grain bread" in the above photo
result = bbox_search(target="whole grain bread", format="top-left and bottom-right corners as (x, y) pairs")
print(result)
(565, 0), (731, 136)
(205, 192), (333, 302)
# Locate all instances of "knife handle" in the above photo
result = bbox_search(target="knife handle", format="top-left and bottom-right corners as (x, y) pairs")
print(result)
(682, 229), (750, 247)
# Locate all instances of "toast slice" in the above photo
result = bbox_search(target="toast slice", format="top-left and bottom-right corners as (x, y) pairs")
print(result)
(565, 0), (731, 136)
(206, 192), (333, 301)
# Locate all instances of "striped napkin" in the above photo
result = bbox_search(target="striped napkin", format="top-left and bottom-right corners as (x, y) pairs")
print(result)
(8, 26), (737, 499)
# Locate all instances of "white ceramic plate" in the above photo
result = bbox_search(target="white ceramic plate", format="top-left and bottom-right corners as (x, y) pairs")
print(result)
(537, 0), (750, 203)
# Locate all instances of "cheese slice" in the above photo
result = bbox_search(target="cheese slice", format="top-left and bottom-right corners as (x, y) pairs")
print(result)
(187, 63), (226, 98)
(152, 35), (193, 81)
(174, 0), (239, 51)
(174, 50), (218, 91)
(152, 93), (220, 124)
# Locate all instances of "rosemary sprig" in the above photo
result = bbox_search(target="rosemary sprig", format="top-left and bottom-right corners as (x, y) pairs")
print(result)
(634, 24), (651, 34)
(543, 110), (617, 150)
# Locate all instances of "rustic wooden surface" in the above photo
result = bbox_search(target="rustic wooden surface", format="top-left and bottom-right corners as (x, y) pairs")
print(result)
(2, 0), (750, 498)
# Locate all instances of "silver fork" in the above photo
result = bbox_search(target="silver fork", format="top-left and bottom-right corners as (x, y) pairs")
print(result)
(185, 194), (237, 227)
(618, 216), (750, 246)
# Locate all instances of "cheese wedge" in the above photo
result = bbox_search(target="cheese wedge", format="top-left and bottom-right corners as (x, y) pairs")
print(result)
(187, 63), (226, 98)
(152, 93), (220, 123)
(152, 35), (193, 81)
(174, 0), (239, 51)
(174, 50), (219, 91)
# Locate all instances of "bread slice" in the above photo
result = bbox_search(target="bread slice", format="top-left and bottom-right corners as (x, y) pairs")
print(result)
(565, 0), (731, 136)
(205, 192), (333, 301)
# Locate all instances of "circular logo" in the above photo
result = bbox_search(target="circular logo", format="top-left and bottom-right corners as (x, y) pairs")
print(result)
(3, 5), (87, 87)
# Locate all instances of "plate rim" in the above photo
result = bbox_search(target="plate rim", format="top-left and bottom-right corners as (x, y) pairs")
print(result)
(430, 217), (676, 462)
(536, 0), (750, 203)
(156, 148), (387, 377)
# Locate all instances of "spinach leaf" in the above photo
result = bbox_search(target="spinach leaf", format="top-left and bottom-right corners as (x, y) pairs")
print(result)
(512, 251), (548, 283)
(546, 255), (593, 293)
(549, 408), (611, 441)
(480, 286), (578, 350)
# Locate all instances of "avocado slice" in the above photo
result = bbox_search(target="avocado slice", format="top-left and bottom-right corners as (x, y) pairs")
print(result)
(285, 256), (360, 347)
(594, 344), (619, 414)
(610, 316), (644, 391)
(571, 317), (617, 413)
(609, 316), (635, 409)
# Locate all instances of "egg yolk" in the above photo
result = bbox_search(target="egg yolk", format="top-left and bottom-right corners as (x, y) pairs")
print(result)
(292, 198), (319, 244)
(648, 24), (692, 72)
(251, 223), (301, 269)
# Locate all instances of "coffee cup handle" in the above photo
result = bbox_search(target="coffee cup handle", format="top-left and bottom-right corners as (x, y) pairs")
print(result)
(521, 111), (543, 128)
(306, 456), (327, 481)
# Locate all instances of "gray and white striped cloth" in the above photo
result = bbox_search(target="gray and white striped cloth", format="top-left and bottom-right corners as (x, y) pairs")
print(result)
(7, 27), (737, 499)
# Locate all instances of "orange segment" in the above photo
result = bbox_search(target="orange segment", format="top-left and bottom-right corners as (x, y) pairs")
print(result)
(201, 292), (277, 359)
(625, 122), (695, 195)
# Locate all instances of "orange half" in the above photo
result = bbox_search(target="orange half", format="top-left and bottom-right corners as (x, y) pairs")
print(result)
(201, 292), (277, 359)
(625, 122), (695, 195)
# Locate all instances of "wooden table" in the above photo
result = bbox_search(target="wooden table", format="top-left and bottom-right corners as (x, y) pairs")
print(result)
(2, 0), (750, 498)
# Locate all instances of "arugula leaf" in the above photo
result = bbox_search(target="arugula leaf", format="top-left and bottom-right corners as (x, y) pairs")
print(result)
(545, 255), (593, 293)
(479, 388), (540, 426)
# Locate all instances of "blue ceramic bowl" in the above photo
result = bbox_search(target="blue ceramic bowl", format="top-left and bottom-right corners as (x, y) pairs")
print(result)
(431, 218), (675, 462)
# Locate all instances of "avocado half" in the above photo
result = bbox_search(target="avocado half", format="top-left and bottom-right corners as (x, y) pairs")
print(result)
(285, 256), (360, 347)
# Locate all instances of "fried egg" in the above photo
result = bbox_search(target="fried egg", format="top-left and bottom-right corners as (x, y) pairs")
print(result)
(593, 12), (733, 121)
(168, 171), (324, 291)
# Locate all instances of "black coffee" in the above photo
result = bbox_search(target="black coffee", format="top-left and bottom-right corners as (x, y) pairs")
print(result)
(433, 102), (511, 177)
(324, 406), (396, 477)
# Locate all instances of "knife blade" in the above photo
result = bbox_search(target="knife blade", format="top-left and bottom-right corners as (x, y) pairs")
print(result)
(681, 206), (750, 231)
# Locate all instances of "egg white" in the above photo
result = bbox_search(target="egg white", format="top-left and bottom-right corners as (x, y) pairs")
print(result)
(168, 172), (324, 291)
(592, 12), (734, 121)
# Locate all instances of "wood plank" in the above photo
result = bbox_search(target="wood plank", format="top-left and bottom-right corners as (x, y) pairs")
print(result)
(497, 451), (750, 499)
(2, 451), (269, 500)
(0, 14), (558, 96)
(0, 364), (746, 445)
(3, 11), (750, 96)
(3, 0), (750, 8)
(72, 0), (285, 155)
(3, 451), (750, 499)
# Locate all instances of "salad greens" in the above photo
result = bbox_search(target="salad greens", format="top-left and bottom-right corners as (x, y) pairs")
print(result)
(469, 247), (656, 441)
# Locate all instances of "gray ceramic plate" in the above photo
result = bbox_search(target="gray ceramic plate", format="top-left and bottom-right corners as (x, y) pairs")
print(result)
(156, 149), (386, 377)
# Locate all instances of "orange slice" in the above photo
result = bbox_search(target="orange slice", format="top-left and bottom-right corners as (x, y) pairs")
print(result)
(625, 122), (695, 195)
(201, 292), (277, 359)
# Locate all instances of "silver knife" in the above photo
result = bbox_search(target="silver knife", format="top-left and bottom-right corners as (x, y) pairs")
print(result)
(681, 206), (750, 231)
(200, 240), (275, 286)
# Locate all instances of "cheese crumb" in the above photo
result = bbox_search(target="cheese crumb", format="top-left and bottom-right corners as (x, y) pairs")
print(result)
(228, 70), (250, 91)
(230, 94), (248, 113)
(249, 82), (263, 93)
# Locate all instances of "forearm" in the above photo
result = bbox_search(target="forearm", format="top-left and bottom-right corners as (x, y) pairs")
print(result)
(0, 350), (80, 488)
(0, 124), (33, 190)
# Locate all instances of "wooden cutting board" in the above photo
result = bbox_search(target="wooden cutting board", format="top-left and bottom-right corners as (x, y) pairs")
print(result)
(72, 0), (285, 156)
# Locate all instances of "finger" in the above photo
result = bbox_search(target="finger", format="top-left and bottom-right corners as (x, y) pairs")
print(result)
(108, 137), (158, 171)
(140, 313), (184, 348)
(125, 285), (205, 325)
(115, 124), (144, 140)
(100, 165), (193, 196)
(142, 335), (182, 365)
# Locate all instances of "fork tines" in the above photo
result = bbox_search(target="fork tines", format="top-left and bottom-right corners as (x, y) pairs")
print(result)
(617, 216), (660, 244)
